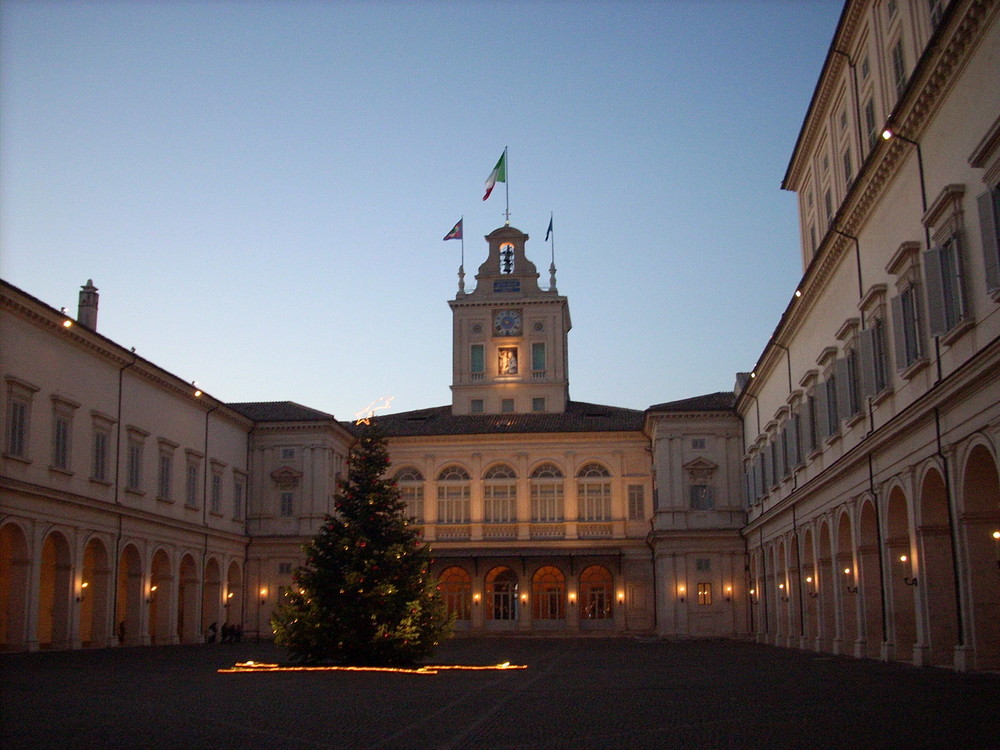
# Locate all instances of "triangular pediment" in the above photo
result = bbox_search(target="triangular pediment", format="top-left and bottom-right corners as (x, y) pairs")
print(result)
(682, 457), (717, 482)
(270, 465), (303, 488)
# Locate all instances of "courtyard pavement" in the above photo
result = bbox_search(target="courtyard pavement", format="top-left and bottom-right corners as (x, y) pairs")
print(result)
(2, 637), (999, 749)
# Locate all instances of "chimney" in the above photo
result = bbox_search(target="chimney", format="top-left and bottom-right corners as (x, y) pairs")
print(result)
(78, 279), (99, 330)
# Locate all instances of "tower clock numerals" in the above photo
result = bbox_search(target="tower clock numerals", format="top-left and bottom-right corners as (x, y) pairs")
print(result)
(494, 309), (522, 337)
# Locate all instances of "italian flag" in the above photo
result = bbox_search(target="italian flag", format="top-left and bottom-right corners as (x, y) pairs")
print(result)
(483, 150), (506, 201)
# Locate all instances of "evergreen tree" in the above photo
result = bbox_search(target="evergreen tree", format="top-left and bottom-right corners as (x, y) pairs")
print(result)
(271, 428), (451, 664)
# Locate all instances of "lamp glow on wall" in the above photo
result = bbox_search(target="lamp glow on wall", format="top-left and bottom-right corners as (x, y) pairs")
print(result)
(993, 530), (1000, 569)
(899, 554), (918, 586)
(146, 584), (157, 604)
(677, 585), (685, 603)
(725, 585), (732, 602)
(806, 575), (818, 598)
(76, 581), (88, 603)
(224, 591), (234, 608)
(844, 567), (858, 594)
(473, 593), (481, 606)
(778, 582), (789, 602)
(259, 588), (268, 605)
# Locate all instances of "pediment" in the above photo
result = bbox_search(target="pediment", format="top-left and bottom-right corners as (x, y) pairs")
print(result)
(270, 465), (303, 489)
(682, 457), (717, 482)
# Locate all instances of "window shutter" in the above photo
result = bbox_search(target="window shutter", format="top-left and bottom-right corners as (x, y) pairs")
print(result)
(815, 382), (829, 439)
(980, 189), (1000, 293)
(802, 397), (815, 454)
(790, 412), (802, 466)
(890, 294), (909, 369)
(924, 246), (948, 336)
(835, 357), (851, 423)
(859, 326), (877, 398)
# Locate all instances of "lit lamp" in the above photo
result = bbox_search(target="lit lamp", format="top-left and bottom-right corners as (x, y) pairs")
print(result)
(617, 591), (625, 605)
(473, 593), (481, 606)
(259, 588), (268, 606)
(806, 575), (818, 599)
(192, 380), (202, 398)
(749, 587), (756, 602)
(993, 530), (1000, 569)
(899, 554), (918, 586)
(677, 585), (685, 603)
(520, 593), (528, 603)
(844, 567), (858, 594)
(568, 592), (576, 604)
(725, 585), (732, 602)
(76, 581), (89, 603)
(224, 591), (234, 608)
(146, 584), (157, 604)
(778, 582), (789, 602)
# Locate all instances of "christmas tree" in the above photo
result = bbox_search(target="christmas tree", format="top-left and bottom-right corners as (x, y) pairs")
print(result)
(271, 428), (451, 664)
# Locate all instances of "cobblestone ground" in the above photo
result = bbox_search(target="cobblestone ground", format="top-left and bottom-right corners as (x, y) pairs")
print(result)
(3, 637), (999, 749)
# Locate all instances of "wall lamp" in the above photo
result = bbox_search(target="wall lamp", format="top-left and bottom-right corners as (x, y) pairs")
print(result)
(568, 592), (576, 605)
(992, 530), (1000, 569)
(778, 582), (789, 602)
(806, 575), (819, 599)
(899, 555), (918, 586)
(473, 593), (481, 606)
(725, 585), (733, 602)
(844, 567), (858, 594)
(677, 585), (686, 603)
(146, 584), (158, 604)
(259, 588), (268, 606)
(76, 581), (89, 603)
(224, 591), (234, 608)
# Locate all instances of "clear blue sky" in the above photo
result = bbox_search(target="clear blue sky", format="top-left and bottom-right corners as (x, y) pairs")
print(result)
(1, 0), (842, 420)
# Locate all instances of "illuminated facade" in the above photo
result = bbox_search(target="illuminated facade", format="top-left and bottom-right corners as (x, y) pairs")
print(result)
(2, 0), (998, 670)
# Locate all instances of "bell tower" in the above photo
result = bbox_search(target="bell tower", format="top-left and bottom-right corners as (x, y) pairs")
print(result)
(449, 225), (570, 415)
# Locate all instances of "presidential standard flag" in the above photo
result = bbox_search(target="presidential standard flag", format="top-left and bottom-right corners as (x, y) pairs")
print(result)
(483, 150), (506, 201)
(545, 215), (553, 242)
(443, 218), (463, 241)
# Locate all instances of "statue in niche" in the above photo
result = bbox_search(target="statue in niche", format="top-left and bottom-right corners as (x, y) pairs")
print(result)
(499, 347), (518, 375)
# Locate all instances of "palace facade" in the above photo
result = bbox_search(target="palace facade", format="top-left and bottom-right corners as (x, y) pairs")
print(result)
(2, 0), (998, 670)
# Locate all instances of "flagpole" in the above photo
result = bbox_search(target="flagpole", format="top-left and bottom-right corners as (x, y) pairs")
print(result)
(504, 146), (510, 225)
(461, 215), (465, 267)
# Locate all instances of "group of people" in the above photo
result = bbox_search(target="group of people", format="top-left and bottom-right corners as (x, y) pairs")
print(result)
(205, 622), (243, 643)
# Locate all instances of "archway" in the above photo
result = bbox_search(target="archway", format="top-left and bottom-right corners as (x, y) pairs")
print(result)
(202, 557), (222, 643)
(484, 566), (518, 630)
(918, 467), (958, 667)
(836, 511), (858, 656)
(960, 445), (1000, 670)
(80, 537), (110, 647)
(886, 487), (916, 662)
(437, 566), (471, 624)
(178, 554), (200, 643)
(0, 522), (30, 650)
(765, 544), (778, 642)
(37, 530), (72, 649)
(579, 565), (613, 627)
(531, 566), (566, 628)
(858, 500), (883, 659)
(817, 520), (836, 652)
(149, 549), (172, 644)
(775, 539), (791, 644)
(801, 527), (819, 649)
(225, 561), (243, 634)
(116, 544), (143, 646)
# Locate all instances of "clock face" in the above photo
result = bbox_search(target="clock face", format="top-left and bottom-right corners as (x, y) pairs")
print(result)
(494, 309), (522, 337)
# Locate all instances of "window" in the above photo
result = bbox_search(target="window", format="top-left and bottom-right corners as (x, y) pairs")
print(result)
(530, 463), (564, 522)
(395, 467), (424, 522)
(836, 351), (863, 422)
(501, 398), (514, 413)
(438, 567), (471, 621)
(470, 399), (484, 413)
(6, 399), (29, 458)
(280, 491), (294, 517)
(470, 344), (484, 376)
(815, 374), (839, 439)
(690, 484), (714, 510)
(278, 562), (293, 575)
(52, 414), (71, 470)
(125, 427), (148, 492)
(891, 39), (906, 99)
(532, 397), (545, 412)
(532, 566), (565, 620)
(158, 451), (173, 500)
(695, 558), (711, 572)
(579, 566), (613, 620)
(483, 464), (517, 523)
(861, 54), (870, 80)
(864, 97), (878, 151)
(697, 582), (713, 606)
(928, 0), (943, 28)
(860, 319), (890, 398)
(185, 454), (200, 508)
(485, 567), (518, 621)
(843, 148), (853, 189)
(233, 476), (244, 520)
(531, 342), (545, 373)
(978, 186), (1000, 293)
(280, 447), (295, 461)
(577, 463), (611, 521)
(804, 394), (819, 454)
(924, 236), (968, 336)
(691, 438), (706, 450)
(627, 484), (645, 521)
(887, 0), (897, 20)
(824, 189), (833, 225)
(891, 283), (926, 370)
(92, 425), (110, 482)
(210, 466), (223, 514)
(436, 465), (470, 524)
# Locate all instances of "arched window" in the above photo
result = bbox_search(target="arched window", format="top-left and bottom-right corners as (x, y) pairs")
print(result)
(437, 465), (470, 524)
(579, 565), (614, 620)
(394, 467), (424, 522)
(485, 567), (518, 621)
(484, 464), (517, 523)
(530, 463), (564, 522)
(437, 566), (471, 621)
(532, 566), (566, 620)
(577, 463), (612, 521)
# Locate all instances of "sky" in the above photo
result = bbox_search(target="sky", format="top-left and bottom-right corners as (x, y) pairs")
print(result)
(0, 0), (843, 421)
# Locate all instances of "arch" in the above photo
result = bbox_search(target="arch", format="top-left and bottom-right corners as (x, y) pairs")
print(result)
(857, 498), (883, 659)
(0, 521), (30, 650)
(801, 526), (819, 649)
(117, 543), (144, 646)
(37, 529), (72, 649)
(225, 560), (243, 635)
(576, 462), (611, 477)
(886, 486), (917, 662)
(80, 536), (111, 647)
(531, 566), (566, 623)
(149, 548), (172, 644)
(202, 557), (222, 642)
(437, 566), (471, 622)
(483, 463), (517, 479)
(437, 465), (470, 481)
(817, 518), (836, 652)
(579, 565), (613, 622)
(960, 443), (1000, 669)
(394, 466), (425, 523)
(484, 566), (518, 624)
(836, 510), (858, 655)
(577, 463), (611, 522)
(530, 462), (563, 478)
(918, 466), (958, 667)
(177, 553), (200, 644)
(436, 464), (470, 525)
